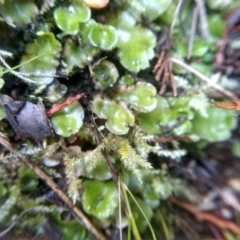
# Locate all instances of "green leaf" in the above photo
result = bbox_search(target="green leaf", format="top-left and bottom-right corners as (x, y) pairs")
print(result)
(92, 95), (135, 135)
(18, 166), (39, 192)
(18, 165), (38, 179)
(129, 0), (172, 21)
(0, 78), (5, 89)
(130, 197), (153, 233)
(119, 74), (135, 86)
(82, 180), (118, 218)
(75, 154), (112, 180)
(192, 39), (209, 57)
(192, 106), (237, 142)
(0, 105), (6, 121)
(50, 101), (84, 137)
(108, 11), (156, 72)
(20, 32), (62, 85)
(92, 60), (119, 89)
(52, 211), (88, 240)
(0, 182), (7, 198)
(173, 121), (192, 136)
(54, 1), (91, 35)
(88, 23), (118, 50)
(62, 20), (100, 72)
(117, 27), (156, 72)
(62, 37), (97, 71)
(137, 96), (171, 134)
(206, 0), (233, 10)
(116, 82), (157, 113)
(142, 185), (160, 209)
(44, 80), (67, 103)
(168, 97), (194, 120)
(209, 14), (225, 38)
(0, 0), (38, 26)
(58, 219), (87, 240)
(158, 2), (177, 25)
(152, 175), (173, 199)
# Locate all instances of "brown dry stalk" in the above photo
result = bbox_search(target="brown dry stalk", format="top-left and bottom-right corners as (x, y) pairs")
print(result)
(170, 197), (240, 235)
(153, 52), (177, 97)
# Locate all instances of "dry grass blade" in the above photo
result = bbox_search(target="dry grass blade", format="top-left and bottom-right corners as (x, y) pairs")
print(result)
(170, 57), (237, 100)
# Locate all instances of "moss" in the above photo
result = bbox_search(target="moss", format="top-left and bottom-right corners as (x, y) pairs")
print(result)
(50, 101), (84, 137)
(20, 32), (62, 85)
(82, 180), (118, 218)
(54, 1), (91, 35)
(92, 95), (135, 134)
(0, 0), (38, 26)
(0, 0), (239, 239)
(92, 60), (119, 89)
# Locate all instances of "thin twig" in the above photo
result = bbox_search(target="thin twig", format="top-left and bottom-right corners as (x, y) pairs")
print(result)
(187, 6), (198, 60)
(90, 114), (118, 187)
(195, 0), (210, 39)
(0, 134), (15, 152)
(170, 57), (237, 100)
(101, 149), (118, 185)
(170, 0), (186, 38)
